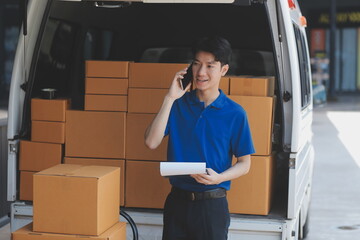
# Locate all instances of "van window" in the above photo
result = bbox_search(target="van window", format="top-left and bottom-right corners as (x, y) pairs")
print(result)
(293, 24), (311, 109)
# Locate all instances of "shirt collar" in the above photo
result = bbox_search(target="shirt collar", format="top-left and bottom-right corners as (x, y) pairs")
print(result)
(188, 89), (226, 109)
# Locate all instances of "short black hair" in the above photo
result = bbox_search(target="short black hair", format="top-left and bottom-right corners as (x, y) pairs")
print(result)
(192, 36), (232, 66)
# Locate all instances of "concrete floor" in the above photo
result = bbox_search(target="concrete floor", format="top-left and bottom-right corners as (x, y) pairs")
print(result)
(304, 95), (360, 240)
(0, 223), (9, 240)
(1, 95), (360, 239)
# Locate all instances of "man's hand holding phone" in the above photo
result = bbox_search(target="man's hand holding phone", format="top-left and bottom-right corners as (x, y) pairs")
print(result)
(166, 64), (193, 101)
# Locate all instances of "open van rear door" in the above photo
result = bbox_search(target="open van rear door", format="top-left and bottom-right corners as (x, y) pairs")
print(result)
(7, 1), (50, 201)
(278, 0), (314, 220)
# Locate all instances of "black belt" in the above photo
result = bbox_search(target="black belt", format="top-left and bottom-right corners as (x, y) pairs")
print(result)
(171, 187), (226, 201)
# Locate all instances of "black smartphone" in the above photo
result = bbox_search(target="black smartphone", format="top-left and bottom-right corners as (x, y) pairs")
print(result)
(180, 63), (193, 90)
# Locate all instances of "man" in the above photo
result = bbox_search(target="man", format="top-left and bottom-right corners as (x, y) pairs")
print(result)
(145, 36), (255, 240)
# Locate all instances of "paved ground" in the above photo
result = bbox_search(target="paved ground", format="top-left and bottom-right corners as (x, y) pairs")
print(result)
(1, 95), (360, 239)
(305, 95), (360, 239)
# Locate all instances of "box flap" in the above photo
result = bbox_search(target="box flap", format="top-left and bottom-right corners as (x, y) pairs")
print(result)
(36, 164), (120, 178)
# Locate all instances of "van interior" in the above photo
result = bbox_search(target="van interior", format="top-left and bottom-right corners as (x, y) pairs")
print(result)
(21, 1), (289, 219)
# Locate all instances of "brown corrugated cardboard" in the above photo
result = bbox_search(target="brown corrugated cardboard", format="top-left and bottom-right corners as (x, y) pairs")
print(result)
(86, 61), (129, 78)
(31, 121), (65, 144)
(126, 113), (167, 161)
(64, 157), (125, 206)
(228, 155), (274, 215)
(220, 77), (230, 94)
(128, 88), (168, 114)
(228, 95), (274, 155)
(129, 62), (188, 88)
(125, 160), (171, 209)
(65, 110), (126, 158)
(229, 76), (275, 96)
(33, 164), (120, 236)
(19, 140), (62, 172)
(85, 95), (128, 112)
(31, 98), (70, 122)
(19, 171), (36, 201)
(12, 222), (126, 240)
(86, 77), (128, 95)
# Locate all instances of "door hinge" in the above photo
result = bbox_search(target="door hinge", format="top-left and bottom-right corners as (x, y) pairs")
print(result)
(289, 158), (295, 169)
(283, 91), (291, 102)
(9, 143), (18, 154)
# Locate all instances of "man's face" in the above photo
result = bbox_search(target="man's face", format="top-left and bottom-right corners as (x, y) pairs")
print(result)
(192, 51), (229, 92)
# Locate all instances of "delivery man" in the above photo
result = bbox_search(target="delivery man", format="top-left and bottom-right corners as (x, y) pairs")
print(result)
(145, 36), (255, 240)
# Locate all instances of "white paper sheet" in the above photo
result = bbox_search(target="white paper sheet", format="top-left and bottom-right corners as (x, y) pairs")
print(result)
(160, 162), (206, 176)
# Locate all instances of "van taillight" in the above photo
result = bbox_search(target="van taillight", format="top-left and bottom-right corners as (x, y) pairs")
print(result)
(288, 0), (296, 9)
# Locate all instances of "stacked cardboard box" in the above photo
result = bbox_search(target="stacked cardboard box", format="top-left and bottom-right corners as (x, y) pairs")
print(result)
(19, 98), (70, 201)
(64, 61), (129, 206)
(85, 61), (129, 112)
(227, 75), (276, 215)
(13, 164), (126, 240)
(125, 63), (186, 208)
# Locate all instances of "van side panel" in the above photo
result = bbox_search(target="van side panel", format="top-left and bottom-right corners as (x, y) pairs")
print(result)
(7, 0), (49, 201)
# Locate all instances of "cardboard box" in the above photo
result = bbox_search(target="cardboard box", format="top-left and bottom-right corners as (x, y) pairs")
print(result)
(129, 62), (188, 88)
(86, 61), (129, 78)
(31, 121), (65, 144)
(13, 222), (126, 240)
(86, 77), (128, 95)
(220, 77), (230, 94)
(125, 160), (171, 209)
(33, 164), (120, 236)
(85, 95), (128, 112)
(128, 88), (168, 114)
(228, 96), (274, 155)
(64, 157), (125, 206)
(31, 98), (70, 122)
(19, 140), (62, 172)
(228, 155), (274, 215)
(19, 171), (36, 201)
(65, 110), (126, 158)
(126, 113), (167, 161)
(229, 76), (275, 96)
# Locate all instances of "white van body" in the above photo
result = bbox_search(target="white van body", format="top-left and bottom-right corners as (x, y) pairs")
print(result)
(7, 0), (314, 239)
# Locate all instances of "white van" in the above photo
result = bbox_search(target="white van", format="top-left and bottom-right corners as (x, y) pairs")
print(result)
(7, 0), (314, 239)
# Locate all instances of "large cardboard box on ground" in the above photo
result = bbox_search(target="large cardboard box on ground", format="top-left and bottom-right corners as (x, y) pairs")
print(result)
(33, 164), (120, 236)
(19, 171), (36, 201)
(229, 76), (275, 96)
(66, 110), (126, 158)
(129, 62), (188, 88)
(126, 113), (167, 161)
(85, 95), (128, 112)
(64, 157), (125, 206)
(12, 222), (126, 240)
(228, 155), (274, 215)
(31, 98), (70, 122)
(125, 160), (171, 209)
(128, 88), (168, 114)
(229, 95), (275, 155)
(86, 61), (129, 78)
(31, 121), (65, 144)
(19, 140), (62, 172)
(86, 77), (129, 95)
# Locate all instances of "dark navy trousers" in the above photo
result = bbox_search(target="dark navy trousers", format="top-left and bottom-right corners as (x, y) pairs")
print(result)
(162, 190), (230, 240)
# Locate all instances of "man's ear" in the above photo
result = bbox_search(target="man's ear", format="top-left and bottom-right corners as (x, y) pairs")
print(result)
(221, 64), (229, 76)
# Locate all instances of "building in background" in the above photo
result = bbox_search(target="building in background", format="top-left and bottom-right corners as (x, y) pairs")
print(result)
(300, 0), (360, 95)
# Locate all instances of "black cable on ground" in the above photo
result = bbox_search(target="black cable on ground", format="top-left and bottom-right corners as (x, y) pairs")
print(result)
(120, 209), (139, 240)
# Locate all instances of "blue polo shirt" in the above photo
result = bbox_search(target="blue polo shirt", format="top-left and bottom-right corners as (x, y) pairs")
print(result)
(165, 89), (255, 192)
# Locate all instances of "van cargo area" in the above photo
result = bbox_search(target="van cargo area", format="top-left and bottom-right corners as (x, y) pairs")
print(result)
(8, 1), (314, 239)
